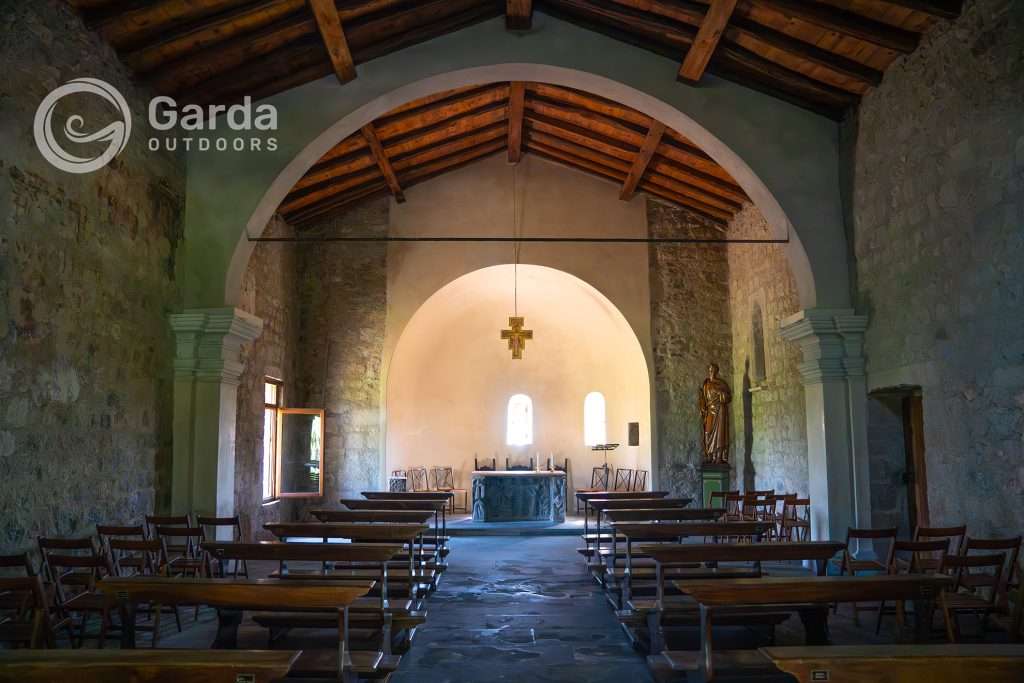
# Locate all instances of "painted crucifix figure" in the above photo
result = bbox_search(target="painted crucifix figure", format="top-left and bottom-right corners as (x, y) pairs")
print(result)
(501, 316), (533, 360)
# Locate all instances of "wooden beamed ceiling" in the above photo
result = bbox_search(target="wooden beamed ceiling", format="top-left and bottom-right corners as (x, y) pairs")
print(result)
(278, 81), (752, 227)
(66, 0), (960, 118)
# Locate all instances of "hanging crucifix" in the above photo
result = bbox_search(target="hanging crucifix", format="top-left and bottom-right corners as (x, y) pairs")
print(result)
(500, 164), (534, 360)
(501, 316), (533, 360)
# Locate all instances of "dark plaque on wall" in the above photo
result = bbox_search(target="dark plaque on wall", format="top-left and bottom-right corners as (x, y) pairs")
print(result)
(628, 422), (640, 447)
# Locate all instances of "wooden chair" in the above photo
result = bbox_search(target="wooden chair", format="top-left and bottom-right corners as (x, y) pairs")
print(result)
(963, 536), (1021, 615)
(708, 490), (738, 519)
(876, 538), (950, 635)
(197, 516), (249, 578)
(838, 527), (898, 625)
(153, 526), (209, 579)
(506, 456), (533, 471)
(781, 497), (812, 542)
(0, 575), (69, 648)
(107, 538), (177, 646)
(407, 466), (430, 492)
(613, 468), (635, 492)
(474, 457), (496, 471)
(96, 525), (147, 576)
(37, 537), (117, 648)
(144, 515), (191, 562)
(724, 492), (744, 521)
(915, 525), (967, 556)
(631, 469), (648, 492)
(431, 466), (467, 513)
(576, 466), (611, 513)
(941, 553), (1006, 642)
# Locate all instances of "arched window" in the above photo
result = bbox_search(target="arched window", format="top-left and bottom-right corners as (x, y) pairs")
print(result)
(506, 394), (533, 446)
(751, 302), (767, 384)
(583, 391), (607, 446)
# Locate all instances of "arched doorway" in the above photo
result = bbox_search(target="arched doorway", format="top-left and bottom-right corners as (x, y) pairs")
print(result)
(386, 264), (652, 497)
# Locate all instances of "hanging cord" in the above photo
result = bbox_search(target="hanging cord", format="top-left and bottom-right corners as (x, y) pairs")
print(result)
(512, 162), (522, 316)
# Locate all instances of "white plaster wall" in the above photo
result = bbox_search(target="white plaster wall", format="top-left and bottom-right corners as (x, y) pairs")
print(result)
(386, 264), (652, 494)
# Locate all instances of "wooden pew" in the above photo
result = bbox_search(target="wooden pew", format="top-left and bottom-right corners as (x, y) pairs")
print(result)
(201, 540), (422, 654)
(100, 577), (379, 679)
(341, 499), (450, 561)
(582, 507), (725, 547)
(0, 649), (301, 683)
(263, 522), (435, 593)
(583, 497), (693, 559)
(576, 491), (670, 545)
(310, 509), (434, 524)
(663, 574), (953, 681)
(606, 522), (779, 606)
(761, 644), (1024, 683)
(360, 491), (453, 537)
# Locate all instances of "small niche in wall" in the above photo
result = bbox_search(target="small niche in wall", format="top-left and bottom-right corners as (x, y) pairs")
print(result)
(750, 302), (768, 387)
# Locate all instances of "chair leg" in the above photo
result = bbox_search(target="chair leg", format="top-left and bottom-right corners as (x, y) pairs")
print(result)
(942, 599), (958, 643)
(98, 610), (109, 649)
(151, 604), (162, 648)
(875, 600), (886, 635)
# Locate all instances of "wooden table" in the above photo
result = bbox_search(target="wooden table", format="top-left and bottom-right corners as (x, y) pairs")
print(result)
(761, 644), (1024, 683)
(0, 649), (301, 683)
(679, 575), (953, 681)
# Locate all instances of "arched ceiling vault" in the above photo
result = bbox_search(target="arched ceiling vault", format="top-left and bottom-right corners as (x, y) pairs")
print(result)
(70, 0), (957, 119)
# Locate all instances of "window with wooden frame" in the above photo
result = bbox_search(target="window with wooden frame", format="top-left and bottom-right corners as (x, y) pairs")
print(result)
(262, 379), (282, 501)
(276, 408), (325, 497)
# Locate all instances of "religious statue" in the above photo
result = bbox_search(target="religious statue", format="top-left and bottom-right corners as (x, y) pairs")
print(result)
(699, 363), (732, 464)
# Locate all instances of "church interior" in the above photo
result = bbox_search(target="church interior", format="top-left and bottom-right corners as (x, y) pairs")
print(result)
(1, 0), (1023, 681)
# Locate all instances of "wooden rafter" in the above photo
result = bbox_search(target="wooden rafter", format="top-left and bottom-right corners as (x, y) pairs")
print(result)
(748, 0), (920, 53)
(506, 0), (533, 30)
(678, 0), (738, 85)
(361, 123), (405, 202)
(620, 121), (665, 200)
(507, 81), (526, 163)
(308, 0), (356, 83)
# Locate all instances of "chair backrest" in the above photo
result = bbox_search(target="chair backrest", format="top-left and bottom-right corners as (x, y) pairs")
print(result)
(153, 525), (207, 567)
(890, 538), (949, 574)
(431, 466), (455, 490)
(408, 466), (430, 491)
(196, 516), (244, 543)
(107, 539), (164, 577)
(506, 457), (533, 471)
(914, 525), (967, 555)
(843, 527), (898, 570)
(590, 466), (609, 489)
(145, 514), (191, 540)
(0, 553), (34, 576)
(947, 552), (1007, 606)
(613, 468), (635, 492)
(964, 536), (1022, 603)
(0, 575), (51, 648)
(475, 457), (496, 472)
(724, 492), (744, 520)
(632, 469), (648, 492)
(37, 537), (108, 603)
(552, 458), (568, 472)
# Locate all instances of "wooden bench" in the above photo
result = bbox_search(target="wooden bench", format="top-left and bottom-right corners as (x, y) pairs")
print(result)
(582, 508), (727, 545)
(264, 522), (433, 577)
(0, 649), (301, 683)
(360, 492), (453, 538)
(761, 644), (1024, 683)
(99, 576), (379, 680)
(310, 509), (435, 525)
(667, 574), (953, 681)
(576, 490), (669, 542)
(341, 499), (450, 562)
(584, 497), (693, 558)
(201, 540), (423, 654)
(621, 539), (842, 652)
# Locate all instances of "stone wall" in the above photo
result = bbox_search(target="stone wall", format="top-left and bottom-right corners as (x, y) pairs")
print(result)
(235, 215), (301, 540)
(0, 1), (184, 553)
(726, 204), (808, 496)
(648, 201), (732, 500)
(847, 0), (1024, 536)
(292, 199), (389, 516)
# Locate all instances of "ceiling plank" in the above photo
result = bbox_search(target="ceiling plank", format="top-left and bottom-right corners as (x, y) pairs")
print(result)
(508, 82), (527, 163)
(507, 0), (534, 30)
(308, 0), (357, 83)
(392, 123), (509, 172)
(620, 121), (665, 200)
(95, 0), (252, 48)
(362, 123), (405, 202)
(385, 106), (510, 160)
(289, 180), (390, 224)
(678, 0), (739, 85)
(875, 0), (961, 20)
(746, 0), (920, 53)
(282, 167), (384, 214)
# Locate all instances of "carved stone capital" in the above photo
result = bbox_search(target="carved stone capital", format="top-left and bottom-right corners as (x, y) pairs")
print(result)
(170, 308), (263, 386)
(779, 308), (869, 385)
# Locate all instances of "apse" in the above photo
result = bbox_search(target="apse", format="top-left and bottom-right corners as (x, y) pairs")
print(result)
(386, 264), (651, 494)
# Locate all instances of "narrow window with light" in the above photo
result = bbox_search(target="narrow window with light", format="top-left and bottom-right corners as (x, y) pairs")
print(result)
(583, 391), (607, 446)
(506, 394), (534, 446)
(262, 379), (282, 501)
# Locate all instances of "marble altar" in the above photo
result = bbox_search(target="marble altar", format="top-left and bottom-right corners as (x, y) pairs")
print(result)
(471, 471), (567, 522)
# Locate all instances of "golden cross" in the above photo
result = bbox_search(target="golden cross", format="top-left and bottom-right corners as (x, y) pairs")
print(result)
(500, 316), (533, 360)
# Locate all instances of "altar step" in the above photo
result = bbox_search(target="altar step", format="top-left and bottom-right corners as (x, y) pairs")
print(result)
(446, 515), (585, 537)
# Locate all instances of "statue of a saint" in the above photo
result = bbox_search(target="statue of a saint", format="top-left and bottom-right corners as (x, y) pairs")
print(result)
(699, 363), (732, 464)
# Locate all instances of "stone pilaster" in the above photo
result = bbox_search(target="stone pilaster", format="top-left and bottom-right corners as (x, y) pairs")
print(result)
(170, 308), (262, 521)
(780, 309), (870, 542)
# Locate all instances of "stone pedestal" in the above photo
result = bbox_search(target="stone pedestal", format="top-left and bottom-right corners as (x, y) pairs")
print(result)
(471, 471), (567, 522)
(701, 462), (732, 507)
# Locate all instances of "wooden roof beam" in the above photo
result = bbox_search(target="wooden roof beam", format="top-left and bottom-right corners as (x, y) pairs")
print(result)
(507, 0), (534, 30)
(508, 82), (526, 163)
(678, 0), (738, 85)
(620, 121), (665, 200)
(362, 123), (405, 202)
(308, 0), (357, 83)
(746, 0), (920, 53)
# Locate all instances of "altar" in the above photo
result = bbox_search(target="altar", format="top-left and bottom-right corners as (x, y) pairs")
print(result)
(471, 471), (567, 522)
